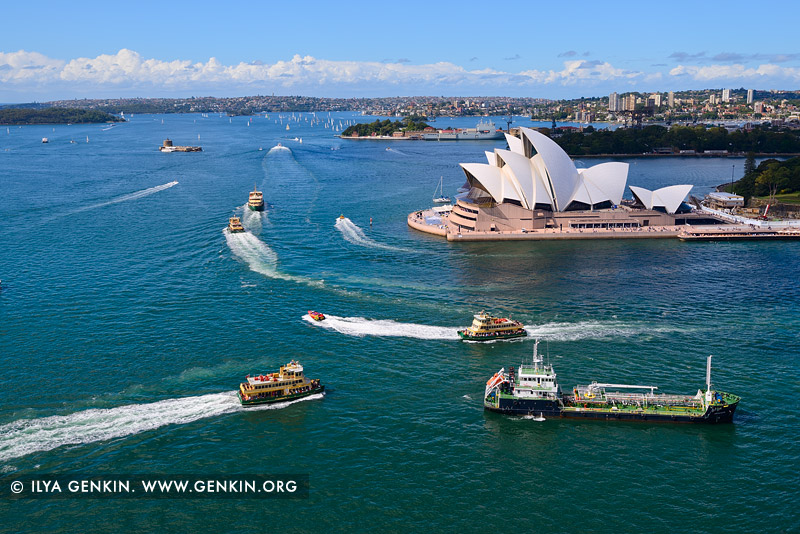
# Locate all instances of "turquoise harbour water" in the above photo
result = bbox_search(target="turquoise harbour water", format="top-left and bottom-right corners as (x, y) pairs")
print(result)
(0, 114), (798, 533)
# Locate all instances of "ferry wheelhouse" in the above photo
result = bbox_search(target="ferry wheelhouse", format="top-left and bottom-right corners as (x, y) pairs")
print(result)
(484, 345), (740, 424)
(248, 185), (264, 211)
(238, 361), (324, 406)
(228, 216), (244, 233)
(458, 312), (527, 341)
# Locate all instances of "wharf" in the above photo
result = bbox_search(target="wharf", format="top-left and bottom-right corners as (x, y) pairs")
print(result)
(678, 226), (800, 241)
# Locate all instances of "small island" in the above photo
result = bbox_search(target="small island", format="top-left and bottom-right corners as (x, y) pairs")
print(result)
(0, 107), (124, 125)
(341, 117), (430, 138)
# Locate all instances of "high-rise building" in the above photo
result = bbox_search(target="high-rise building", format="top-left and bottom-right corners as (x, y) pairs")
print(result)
(649, 93), (662, 107)
(722, 89), (731, 102)
(609, 92), (620, 112)
(709, 94), (718, 105)
(622, 94), (637, 111)
(747, 89), (754, 104)
(668, 91), (675, 108)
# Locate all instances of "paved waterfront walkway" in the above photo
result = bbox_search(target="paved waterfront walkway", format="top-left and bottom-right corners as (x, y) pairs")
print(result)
(408, 209), (684, 241)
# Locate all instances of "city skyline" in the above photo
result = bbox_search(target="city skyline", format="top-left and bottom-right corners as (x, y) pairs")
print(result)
(2, 0), (799, 102)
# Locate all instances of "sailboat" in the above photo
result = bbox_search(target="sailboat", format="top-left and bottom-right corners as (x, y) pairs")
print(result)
(433, 176), (450, 203)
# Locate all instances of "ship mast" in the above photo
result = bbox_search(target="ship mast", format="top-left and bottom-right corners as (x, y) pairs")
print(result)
(532, 339), (542, 371)
(705, 355), (713, 403)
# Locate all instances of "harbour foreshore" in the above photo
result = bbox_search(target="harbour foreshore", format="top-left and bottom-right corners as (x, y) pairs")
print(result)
(408, 209), (800, 241)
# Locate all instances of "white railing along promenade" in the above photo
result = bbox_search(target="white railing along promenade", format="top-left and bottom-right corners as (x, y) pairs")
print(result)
(698, 206), (800, 229)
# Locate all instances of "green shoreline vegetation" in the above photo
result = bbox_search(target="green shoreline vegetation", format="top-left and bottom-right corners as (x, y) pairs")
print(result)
(550, 124), (800, 156)
(728, 154), (800, 204)
(0, 107), (124, 125)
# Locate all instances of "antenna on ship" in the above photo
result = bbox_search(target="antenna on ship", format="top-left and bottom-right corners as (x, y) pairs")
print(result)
(705, 355), (713, 404)
(532, 339), (542, 371)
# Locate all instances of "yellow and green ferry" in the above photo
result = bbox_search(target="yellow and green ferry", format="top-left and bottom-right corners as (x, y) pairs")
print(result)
(248, 185), (264, 211)
(238, 361), (324, 406)
(458, 312), (527, 341)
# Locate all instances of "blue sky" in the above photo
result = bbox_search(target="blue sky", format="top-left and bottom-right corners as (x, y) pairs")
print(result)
(1, 0), (799, 102)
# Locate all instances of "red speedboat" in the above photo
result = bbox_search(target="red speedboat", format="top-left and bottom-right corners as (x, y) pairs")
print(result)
(309, 310), (325, 321)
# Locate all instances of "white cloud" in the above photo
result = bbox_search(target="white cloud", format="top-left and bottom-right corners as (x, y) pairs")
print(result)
(669, 63), (800, 81)
(0, 50), (64, 81)
(4, 49), (798, 99)
(0, 49), (646, 94)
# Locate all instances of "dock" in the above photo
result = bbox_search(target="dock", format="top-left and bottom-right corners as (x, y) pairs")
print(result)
(678, 226), (800, 241)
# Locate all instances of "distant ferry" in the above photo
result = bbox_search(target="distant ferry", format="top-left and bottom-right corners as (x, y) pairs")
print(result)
(458, 312), (527, 341)
(248, 185), (264, 211)
(484, 343), (740, 423)
(422, 120), (504, 141)
(228, 216), (244, 233)
(238, 360), (324, 406)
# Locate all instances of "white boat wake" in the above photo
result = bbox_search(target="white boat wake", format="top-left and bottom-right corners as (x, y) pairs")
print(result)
(302, 315), (663, 343)
(0, 391), (323, 462)
(240, 203), (266, 232)
(224, 229), (324, 288)
(60, 181), (178, 216)
(268, 144), (291, 153)
(335, 217), (408, 252)
(303, 314), (459, 340)
(524, 321), (664, 341)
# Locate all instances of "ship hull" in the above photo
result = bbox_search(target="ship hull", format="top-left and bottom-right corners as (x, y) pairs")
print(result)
(238, 385), (325, 406)
(485, 397), (738, 423)
(248, 203), (264, 211)
(458, 330), (527, 341)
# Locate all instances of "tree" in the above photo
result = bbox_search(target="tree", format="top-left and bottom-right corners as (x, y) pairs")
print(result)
(743, 152), (756, 177)
(755, 163), (790, 204)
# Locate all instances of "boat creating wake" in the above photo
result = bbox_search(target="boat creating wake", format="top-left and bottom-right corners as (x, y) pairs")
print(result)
(64, 181), (179, 216)
(303, 314), (666, 342)
(335, 217), (409, 252)
(0, 391), (324, 462)
(303, 313), (459, 340)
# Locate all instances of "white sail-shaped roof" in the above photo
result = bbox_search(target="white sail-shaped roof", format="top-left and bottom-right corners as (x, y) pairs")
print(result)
(578, 162), (629, 206)
(460, 163), (504, 201)
(519, 127), (579, 211)
(629, 185), (692, 214)
(504, 133), (523, 154)
(458, 128), (638, 213)
(495, 149), (534, 207)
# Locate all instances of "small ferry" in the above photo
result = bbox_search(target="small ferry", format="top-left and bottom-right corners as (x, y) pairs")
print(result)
(238, 360), (324, 406)
(228, 216), (245, 233)
(308, 310), (325, 321)
(458, 311), (527, 341)
(484, 342), (740, 424)
(248, 185), (264, 211)
(338, 214), (345, 220)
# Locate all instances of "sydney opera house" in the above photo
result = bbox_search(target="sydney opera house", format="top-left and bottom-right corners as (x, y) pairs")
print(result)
(408, 127), (722, 240)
